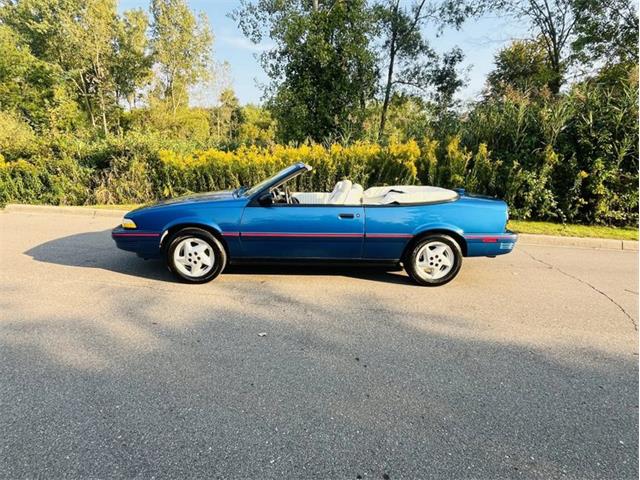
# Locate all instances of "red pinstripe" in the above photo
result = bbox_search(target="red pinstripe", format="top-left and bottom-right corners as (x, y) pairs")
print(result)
(366, 233), (412, 238)
(242, 232), (363, 238)
(112, 233), (160, 237)
(223, 232), (413, 239)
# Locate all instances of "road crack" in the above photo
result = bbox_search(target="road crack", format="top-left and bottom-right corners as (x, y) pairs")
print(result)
(521, 248), (638, 332)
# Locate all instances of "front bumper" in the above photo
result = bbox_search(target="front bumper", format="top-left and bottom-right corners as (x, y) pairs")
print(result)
(111, 226), (163, 258)
(464, 231), (518, 257)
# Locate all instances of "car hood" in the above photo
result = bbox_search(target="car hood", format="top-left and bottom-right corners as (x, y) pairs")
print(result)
(154, 190), (236, 206)
(129, 191), (238, 214)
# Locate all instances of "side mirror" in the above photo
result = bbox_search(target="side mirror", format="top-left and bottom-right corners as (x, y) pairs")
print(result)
(257, 192), (273, 206)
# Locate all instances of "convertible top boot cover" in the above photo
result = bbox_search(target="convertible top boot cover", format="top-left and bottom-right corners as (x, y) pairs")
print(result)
(363, 186), (457, 204)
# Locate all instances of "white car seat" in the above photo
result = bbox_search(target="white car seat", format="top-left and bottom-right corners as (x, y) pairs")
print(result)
(344, 183), (363, 204)
(292, 192), (330, 204)
(326, 180), (353, 204)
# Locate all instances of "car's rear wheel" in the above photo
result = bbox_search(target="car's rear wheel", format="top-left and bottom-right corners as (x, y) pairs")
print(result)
(166, 228), (226, 283)
(405, 234), (462, 286)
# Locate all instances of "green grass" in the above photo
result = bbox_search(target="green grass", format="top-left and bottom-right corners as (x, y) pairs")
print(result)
(508, 220), (638, 241)
(81, 204), (638, 241)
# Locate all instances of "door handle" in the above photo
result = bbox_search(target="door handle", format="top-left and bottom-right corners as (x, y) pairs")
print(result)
(338, 213), (355, 219)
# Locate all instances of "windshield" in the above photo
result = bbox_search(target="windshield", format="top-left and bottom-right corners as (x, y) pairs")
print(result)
(241, 164), (306, 197)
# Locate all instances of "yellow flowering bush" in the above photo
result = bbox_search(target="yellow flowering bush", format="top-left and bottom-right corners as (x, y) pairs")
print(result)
(151, 141), (424, 197)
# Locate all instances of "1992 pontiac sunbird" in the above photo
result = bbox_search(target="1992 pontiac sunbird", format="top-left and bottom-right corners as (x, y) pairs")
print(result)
(112, 162), (517, 286)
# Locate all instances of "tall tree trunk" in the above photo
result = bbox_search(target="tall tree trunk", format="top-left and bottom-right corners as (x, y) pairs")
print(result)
(379, 0), (400, 140)
(78, 73), (97, 128)
(542, 38), (562, 94)
(99, 90), (109, 136)
(379, 36), (396, 140)
(312, 0), (319, 11)
(549, 46), (562, 94)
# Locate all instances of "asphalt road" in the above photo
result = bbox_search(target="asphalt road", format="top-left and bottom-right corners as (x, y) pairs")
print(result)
(1, 211), (638, 479)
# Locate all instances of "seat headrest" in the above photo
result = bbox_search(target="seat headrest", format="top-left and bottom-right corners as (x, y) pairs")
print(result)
(327, 180), (352, 204)
(345, 183), (363, 204)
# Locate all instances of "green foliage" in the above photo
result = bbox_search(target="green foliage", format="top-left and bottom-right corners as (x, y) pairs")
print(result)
(0, 152), (90, 206)
(486, 38), (557, 96)
(0, 111), (37, 158)
(237, 105), (276, 147)
(0, 0), (636, 227)
(556, 69), (639, 225)
(111, 8), (153, 108)
(209, 89), (244, 147)
(150, 0), (213, 113)
(137, 105), (212, 145)
(234, 0), (378, 143)
(571, 0), (638, 68)
(465, 143), (500, 194)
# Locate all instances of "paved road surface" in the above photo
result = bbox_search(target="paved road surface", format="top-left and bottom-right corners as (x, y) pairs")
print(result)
(1, 211), (638, 479)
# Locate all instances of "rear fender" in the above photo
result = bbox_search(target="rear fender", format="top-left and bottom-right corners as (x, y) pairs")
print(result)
(407, 223), (467, 257)
(412, 222), (465, 238)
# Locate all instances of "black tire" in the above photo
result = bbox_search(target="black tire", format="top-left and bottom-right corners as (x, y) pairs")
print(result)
(166, 228), (227, 284)
(404, 234), (463, 286)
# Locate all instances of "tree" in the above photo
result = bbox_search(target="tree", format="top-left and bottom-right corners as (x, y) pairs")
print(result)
(150, 0), (213, 115)
(571, 0), (638, 69)
(0, 24), (53, 125)
(238, 105), (276, 146)
(63, 0), (119, 135)
(492, 0), (576, 94)
(233, 0), (378, 143)
(374, 0), (478, 139)
(486, 38), (556, 95)
(212, 88), (244, 144)
(366, 93), (433, 142)
(2, 0), (122, 135)
(111, 9), (153, 109)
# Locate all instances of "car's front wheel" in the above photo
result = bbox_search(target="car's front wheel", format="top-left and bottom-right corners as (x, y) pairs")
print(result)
(405, 234), (462, 286)
(166, 228), (226, 283)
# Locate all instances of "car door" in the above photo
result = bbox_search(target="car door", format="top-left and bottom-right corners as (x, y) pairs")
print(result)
(239, 204), (365, 259)
(362, 204), (416, 260)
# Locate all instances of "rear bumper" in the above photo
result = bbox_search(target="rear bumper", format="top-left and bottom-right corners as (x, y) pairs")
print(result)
(111, 226), (163, 258)
(464, 231), (518, 257)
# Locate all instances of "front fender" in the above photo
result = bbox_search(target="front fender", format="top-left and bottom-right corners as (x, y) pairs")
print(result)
(161, 216), (223, 237)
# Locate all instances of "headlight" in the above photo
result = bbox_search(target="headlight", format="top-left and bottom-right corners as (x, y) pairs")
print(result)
(121, 218), (137, 229)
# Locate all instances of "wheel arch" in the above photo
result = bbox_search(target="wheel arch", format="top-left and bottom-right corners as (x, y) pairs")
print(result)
(403, 227), (467, 260)
(161, 221), (229, 258)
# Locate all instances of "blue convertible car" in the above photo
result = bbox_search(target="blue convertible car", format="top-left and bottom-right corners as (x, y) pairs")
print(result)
(112, 163), (517, 286)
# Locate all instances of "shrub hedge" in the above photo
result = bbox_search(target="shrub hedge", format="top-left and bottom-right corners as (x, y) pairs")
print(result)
(0, 136), (637, 226)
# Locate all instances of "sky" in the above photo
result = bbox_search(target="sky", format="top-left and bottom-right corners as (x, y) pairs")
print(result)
(120, 0), (528, 106)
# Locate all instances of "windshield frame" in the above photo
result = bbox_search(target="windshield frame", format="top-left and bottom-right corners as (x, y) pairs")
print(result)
(242, 163), (312, 199)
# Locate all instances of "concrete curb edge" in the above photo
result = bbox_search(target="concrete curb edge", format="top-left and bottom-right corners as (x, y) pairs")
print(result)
(3, 203), (126, 219)
(518, 233), (638, 251)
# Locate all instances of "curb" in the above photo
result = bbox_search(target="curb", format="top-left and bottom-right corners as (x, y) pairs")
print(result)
(518, 233), (637, 251)
(2, 203), (126, 219)
(2, 204), (638, 251)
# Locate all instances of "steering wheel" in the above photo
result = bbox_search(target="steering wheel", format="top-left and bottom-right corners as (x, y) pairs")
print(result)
(271, 186), (283, 203)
